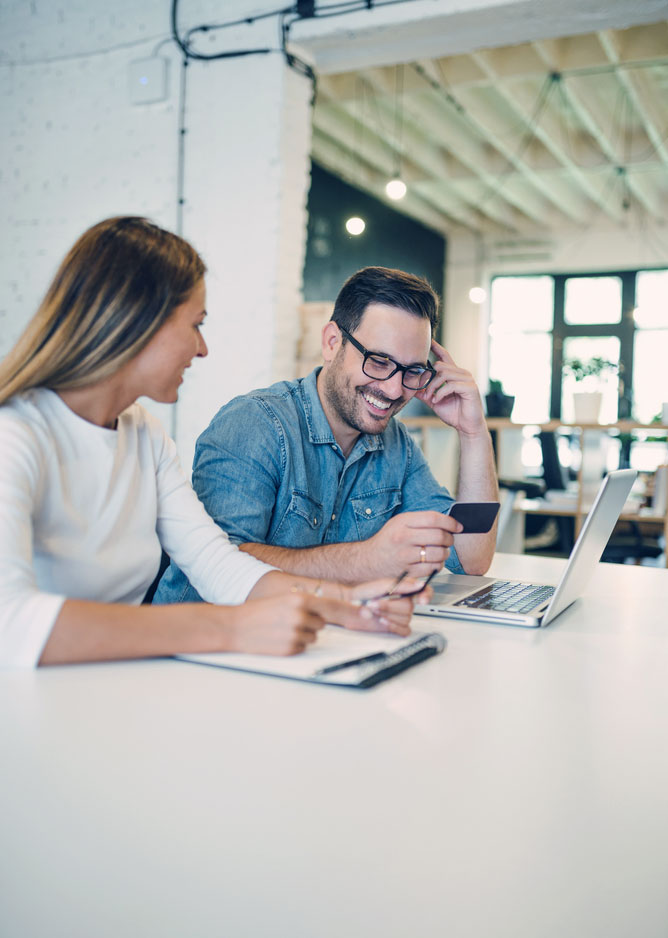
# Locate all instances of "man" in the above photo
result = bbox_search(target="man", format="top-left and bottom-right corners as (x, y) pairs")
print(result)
(155, 266), (498, 604)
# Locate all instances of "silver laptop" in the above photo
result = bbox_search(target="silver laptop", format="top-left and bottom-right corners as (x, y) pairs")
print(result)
(415, 469), (637, 628)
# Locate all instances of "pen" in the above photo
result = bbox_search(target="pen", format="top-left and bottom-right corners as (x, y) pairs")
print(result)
(315, 652), (387, 676)
(363, 568), (439, 604)
(360, 570), (409, 605)
(399, 568), (439, 598)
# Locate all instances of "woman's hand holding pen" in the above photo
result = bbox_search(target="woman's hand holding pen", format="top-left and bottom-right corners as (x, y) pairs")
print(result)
(344, 571), (437, 636)
(245, 570), (438, 650)
(283, 581), (418, 637)
(282, 572), (430, 638)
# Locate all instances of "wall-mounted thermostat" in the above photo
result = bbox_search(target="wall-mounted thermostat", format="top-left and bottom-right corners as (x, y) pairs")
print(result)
(128, 57), (169, 105)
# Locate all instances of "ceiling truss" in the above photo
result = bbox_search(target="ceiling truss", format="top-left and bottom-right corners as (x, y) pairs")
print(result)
(310, 22), (668, 239)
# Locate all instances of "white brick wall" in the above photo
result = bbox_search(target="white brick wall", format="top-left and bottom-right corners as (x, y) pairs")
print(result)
(0, 0), (314, 471)
(172, 51), (313, 467)
(1, 42), (180, 348)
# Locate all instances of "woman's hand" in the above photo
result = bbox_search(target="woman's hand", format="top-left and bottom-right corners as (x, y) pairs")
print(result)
(223, 592), (326, 656)
(231, 572), (435, 655)
(343, 576), (434, 636)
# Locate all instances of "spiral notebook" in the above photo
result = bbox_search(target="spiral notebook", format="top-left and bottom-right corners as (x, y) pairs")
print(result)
(176, 625), (446, 689)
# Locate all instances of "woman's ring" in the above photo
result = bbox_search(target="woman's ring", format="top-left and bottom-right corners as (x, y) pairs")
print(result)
(420, 547), (426, 563)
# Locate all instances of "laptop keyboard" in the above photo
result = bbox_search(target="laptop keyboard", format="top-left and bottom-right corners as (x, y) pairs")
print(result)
(454, 580), (556, 614)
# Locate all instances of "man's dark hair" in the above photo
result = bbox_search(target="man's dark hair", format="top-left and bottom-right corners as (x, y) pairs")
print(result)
(330, 266), (440, 336)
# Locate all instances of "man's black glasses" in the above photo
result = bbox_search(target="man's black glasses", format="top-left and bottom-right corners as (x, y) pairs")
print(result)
(339, 326), (436, 391)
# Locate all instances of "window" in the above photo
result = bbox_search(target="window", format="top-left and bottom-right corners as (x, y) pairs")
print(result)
(633, 270), (668, 424)
(488, 267), (667, 426)
(564, 276), (622, 325)
(488, 276), (553, 423)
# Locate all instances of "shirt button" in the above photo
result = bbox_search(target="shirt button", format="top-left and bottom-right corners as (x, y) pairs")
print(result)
(331, 513), (336, 520)
(365, 508), (371, 515)
(313, 517), (319, 525)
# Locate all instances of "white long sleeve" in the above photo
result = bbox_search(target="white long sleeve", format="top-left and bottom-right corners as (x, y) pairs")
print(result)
(0, 390), (274, 668)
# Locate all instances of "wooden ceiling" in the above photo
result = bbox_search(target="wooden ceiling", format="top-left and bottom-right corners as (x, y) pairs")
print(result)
(311, 21), (668, 238)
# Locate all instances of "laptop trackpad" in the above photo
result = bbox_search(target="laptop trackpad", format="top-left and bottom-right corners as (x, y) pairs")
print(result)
(429, 573), (496, 604)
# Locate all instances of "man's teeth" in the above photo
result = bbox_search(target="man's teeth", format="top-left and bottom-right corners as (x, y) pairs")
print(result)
(362, 391), (391, 410)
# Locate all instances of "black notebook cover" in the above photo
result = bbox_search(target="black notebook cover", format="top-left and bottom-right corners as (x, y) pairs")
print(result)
(177, 628), (446, 689)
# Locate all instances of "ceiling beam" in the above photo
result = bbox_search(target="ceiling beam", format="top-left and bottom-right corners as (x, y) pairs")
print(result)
(598, 29), (668, 170)
(468, 50), (627, 222)
(307, 24), (668, 239)
(350, 74), (538, 230)
(311, 117), (514, 235)
(534, 41), (662, 218)
(414, 58), (593, 225)
(315, 80), (527, 232)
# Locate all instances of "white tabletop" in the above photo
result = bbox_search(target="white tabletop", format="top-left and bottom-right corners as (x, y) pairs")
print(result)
(2, 554), (667, 938)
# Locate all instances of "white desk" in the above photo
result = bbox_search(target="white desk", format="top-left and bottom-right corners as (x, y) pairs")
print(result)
(2, 555), (667, 938)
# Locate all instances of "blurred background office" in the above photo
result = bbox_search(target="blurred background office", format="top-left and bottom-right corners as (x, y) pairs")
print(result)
(2, 0), (667, 562)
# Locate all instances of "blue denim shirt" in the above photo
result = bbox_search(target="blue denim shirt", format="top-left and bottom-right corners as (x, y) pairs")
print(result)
(154, 368), (463, 604)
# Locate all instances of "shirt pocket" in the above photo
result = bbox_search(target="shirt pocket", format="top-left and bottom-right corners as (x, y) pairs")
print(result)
(273, 490), (324, 547)
(351, 488), (402, 539)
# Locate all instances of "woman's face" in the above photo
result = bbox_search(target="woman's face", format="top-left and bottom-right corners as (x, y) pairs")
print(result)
(128, 279), (208, 403)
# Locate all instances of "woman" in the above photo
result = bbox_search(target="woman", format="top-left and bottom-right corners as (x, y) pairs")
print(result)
(0, 217), (425, 668)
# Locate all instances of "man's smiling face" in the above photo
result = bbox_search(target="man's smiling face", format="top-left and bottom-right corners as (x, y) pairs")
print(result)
(319, 302), (432, 453)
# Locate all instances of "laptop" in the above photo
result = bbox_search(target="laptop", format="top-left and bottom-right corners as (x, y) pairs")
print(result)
(415, 469), (637, 628)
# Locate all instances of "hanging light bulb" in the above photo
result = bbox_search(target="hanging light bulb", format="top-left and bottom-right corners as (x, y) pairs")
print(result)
(345, 216), (365, 236)
(469, 232), (486, 304)
(386, 65), (407, 203)
(385, 178), (407, 200)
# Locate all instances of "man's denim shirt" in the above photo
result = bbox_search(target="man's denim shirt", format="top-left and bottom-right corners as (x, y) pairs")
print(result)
(154, 368), (463, 604)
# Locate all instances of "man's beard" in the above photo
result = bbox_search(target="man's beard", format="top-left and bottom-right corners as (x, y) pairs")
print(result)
(322, 357), (407, 436)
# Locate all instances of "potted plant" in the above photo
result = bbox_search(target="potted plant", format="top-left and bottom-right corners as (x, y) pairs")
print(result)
(562, 356), (617, 424)
(485, 378), (515, 418)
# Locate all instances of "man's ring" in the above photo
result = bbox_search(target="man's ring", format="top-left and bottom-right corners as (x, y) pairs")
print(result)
(420, 547), (426, 563)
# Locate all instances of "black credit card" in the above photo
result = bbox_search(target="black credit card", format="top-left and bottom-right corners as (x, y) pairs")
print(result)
(448, 501), (500, 533)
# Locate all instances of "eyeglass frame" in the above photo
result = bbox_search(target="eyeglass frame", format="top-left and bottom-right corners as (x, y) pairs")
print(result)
(338, 325), (436, 390)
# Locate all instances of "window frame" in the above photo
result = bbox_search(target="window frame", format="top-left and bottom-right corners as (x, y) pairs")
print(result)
(489, 267), (665, 422)
(550, 270), (636, 420)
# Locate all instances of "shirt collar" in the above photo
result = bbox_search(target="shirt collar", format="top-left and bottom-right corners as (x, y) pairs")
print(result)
(300, 367), (385, 453)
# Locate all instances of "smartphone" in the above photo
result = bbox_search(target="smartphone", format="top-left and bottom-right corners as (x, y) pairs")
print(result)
(448, 501), (500, 533)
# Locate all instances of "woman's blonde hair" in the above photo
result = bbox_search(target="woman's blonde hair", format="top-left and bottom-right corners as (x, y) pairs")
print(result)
(0, 216), (206, 406)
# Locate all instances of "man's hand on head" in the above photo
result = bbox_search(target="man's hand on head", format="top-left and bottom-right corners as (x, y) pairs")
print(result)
(416, 339), (487, 437)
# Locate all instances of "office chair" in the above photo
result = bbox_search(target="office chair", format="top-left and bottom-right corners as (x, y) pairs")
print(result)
(142, 550), (171, 603)
(495, 477), (545, 552)
(537, 430), (570, 491)
(601, 521), (664, 564)
(601, 463), (666, 565)
(525, 431), (575, 555)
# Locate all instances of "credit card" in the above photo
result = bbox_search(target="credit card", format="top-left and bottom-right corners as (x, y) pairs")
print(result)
(448, 501), (500, 533)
